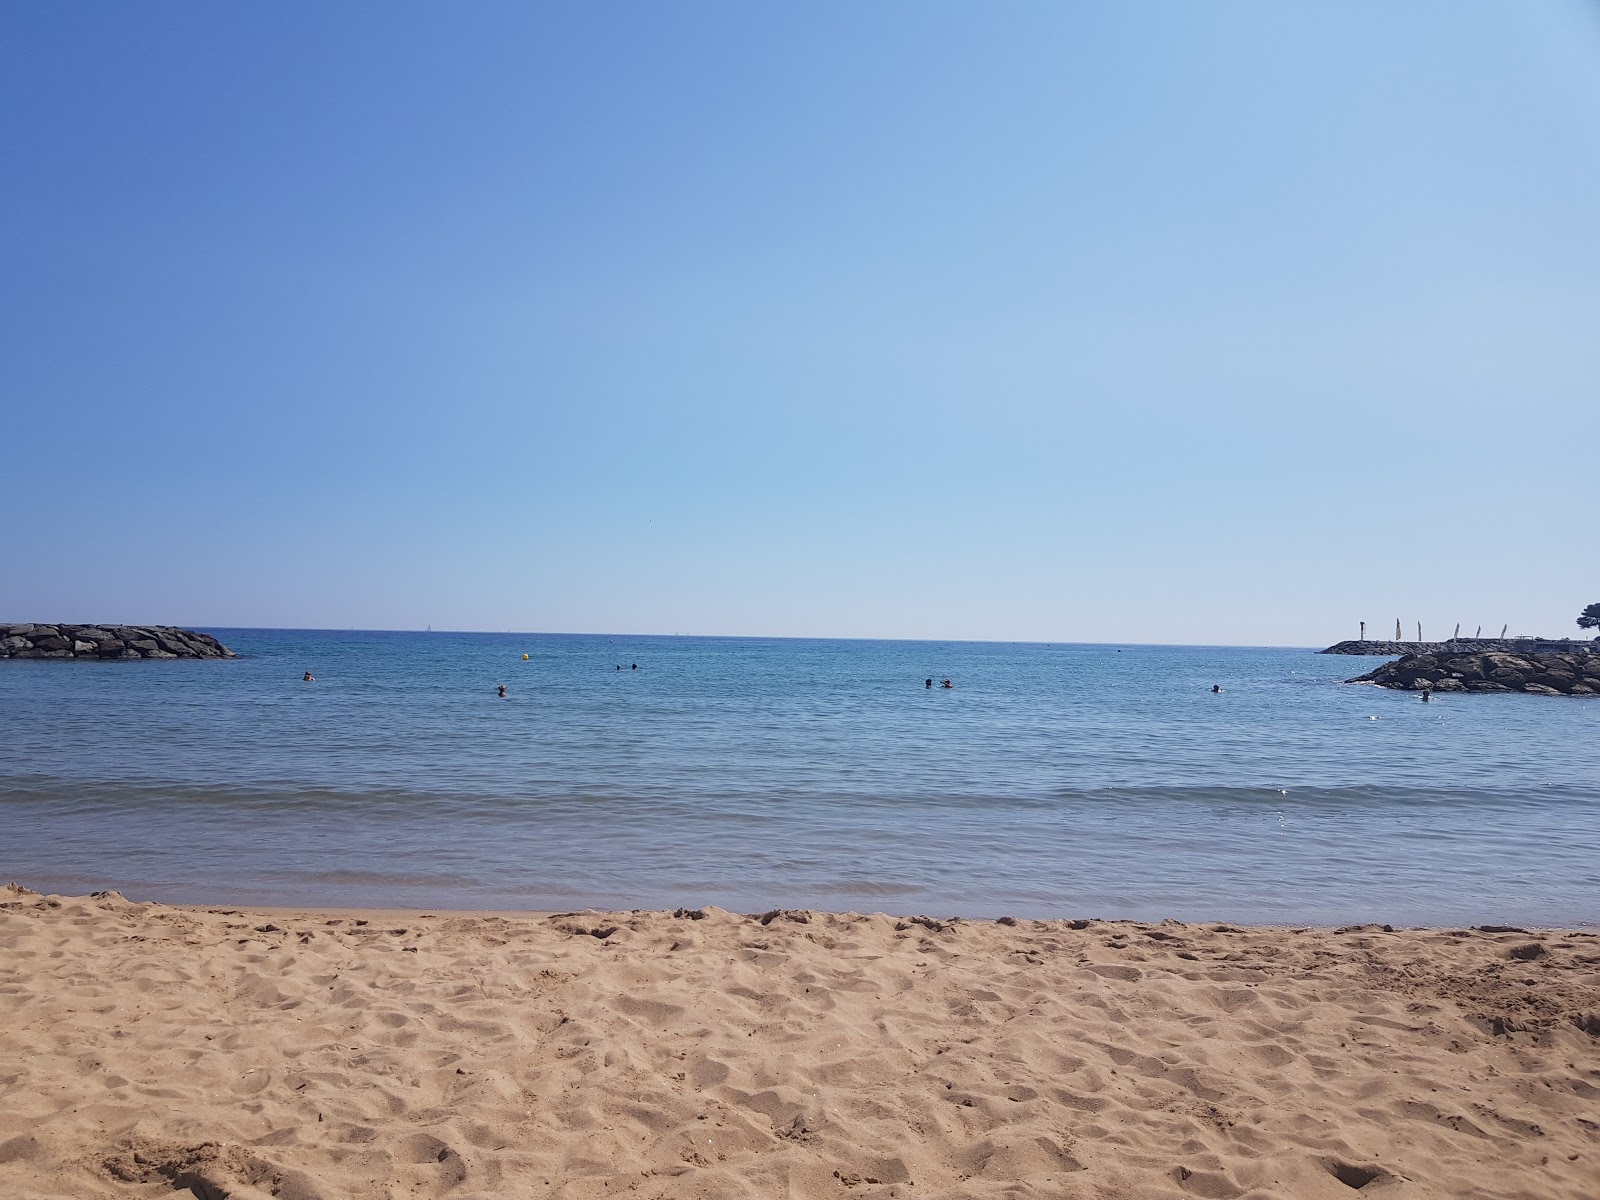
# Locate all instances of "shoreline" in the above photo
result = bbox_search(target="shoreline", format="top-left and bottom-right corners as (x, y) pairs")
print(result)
(150, 899), (1600, 936)
(10, 878), (1600, 934)
(4, 885), (1596, 1199)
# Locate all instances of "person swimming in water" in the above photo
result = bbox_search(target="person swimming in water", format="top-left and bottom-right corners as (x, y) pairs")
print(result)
(303, 671), (314, 682)
(925, 678), (933, 688)
(1212, 684), (1222, 693)
(940, 678), (953, 689)
(497, 683), (507, 698)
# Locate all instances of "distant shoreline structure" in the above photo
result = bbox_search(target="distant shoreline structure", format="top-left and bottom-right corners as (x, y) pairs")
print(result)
(0, 623), (235, 660)
(1321, 637), (1596, 657)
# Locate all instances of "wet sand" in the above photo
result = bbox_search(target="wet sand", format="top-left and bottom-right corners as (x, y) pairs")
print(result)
(1, 884), (1596, 1199)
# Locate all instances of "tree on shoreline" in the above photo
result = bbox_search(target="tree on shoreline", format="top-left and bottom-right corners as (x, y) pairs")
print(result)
(1579, 602), (1600, 634)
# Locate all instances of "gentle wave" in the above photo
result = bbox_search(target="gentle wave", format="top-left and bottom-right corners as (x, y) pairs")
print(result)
(2, 780), (1592, 815)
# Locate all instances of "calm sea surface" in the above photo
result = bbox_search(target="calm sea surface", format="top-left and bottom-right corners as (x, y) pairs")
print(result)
(2, 630), (1596, 925)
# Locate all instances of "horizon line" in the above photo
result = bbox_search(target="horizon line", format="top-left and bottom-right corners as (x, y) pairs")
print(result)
(174, 624), (1331, 651)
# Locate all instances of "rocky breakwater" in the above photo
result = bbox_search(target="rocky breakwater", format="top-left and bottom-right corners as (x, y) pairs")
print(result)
(0, 624), (234, 660)
(1323, 637), (1596, 656)
(1348, 648), (1600, 696)
(1323, 640), (1434, 656)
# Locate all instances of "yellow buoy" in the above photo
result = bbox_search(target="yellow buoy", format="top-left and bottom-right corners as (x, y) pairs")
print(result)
(522, 653), (529, 660)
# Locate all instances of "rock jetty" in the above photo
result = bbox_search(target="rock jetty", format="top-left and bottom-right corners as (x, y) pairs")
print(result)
(0, 624), (234, 660)
(1348, 648), (1600, 696)
(1323, 637), (1596, 656)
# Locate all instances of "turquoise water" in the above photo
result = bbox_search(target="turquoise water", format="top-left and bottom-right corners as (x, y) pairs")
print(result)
(2, 629), (1596, 925)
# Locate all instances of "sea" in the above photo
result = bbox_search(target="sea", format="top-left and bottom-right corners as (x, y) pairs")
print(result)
(2, 630), (1596, 927)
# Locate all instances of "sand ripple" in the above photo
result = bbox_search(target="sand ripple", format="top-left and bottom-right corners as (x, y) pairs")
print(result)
(1, 885), (1596, 1198)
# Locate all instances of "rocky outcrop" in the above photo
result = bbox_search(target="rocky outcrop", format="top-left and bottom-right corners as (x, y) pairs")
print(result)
(0, 624), (234, 660)
(1348, 649), (1600, 696)
(1322, 638), (1597, 656)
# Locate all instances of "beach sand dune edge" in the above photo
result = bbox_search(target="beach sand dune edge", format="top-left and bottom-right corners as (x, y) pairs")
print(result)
(1, 885), (1595, 1199)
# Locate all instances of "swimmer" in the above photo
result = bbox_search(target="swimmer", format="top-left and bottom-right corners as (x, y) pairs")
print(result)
(303, 671), (314, 682)
(1211, 684), (1222, 693)
(1421, 688), (1431, 702)
(632, 663), (638, 670)
(497, 683), (507, 698)
(925, 678), (933, 689)
(940, 678), (953, 689)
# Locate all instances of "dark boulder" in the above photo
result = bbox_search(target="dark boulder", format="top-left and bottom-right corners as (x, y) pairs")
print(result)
(1532, 672), (1576, 688)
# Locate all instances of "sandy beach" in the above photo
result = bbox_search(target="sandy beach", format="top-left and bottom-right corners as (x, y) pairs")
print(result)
(1, 885), (1595, 1200)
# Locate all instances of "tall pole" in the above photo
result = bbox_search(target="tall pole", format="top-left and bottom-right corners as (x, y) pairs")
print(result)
(1396, 619), (1402, 640)
(1454, 623), (1460, 640)
(1417, 621), (1422, 642)
(1360, 621), (1366, 641)
(1501, 624), (1508, 639)
(1476, 625), (1481, 639)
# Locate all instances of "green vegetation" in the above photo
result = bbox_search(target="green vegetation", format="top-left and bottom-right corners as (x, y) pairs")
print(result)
(1578, 602), (1600, 633)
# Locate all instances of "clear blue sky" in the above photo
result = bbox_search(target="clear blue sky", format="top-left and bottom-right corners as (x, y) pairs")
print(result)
(4, 2), (1597, 644)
